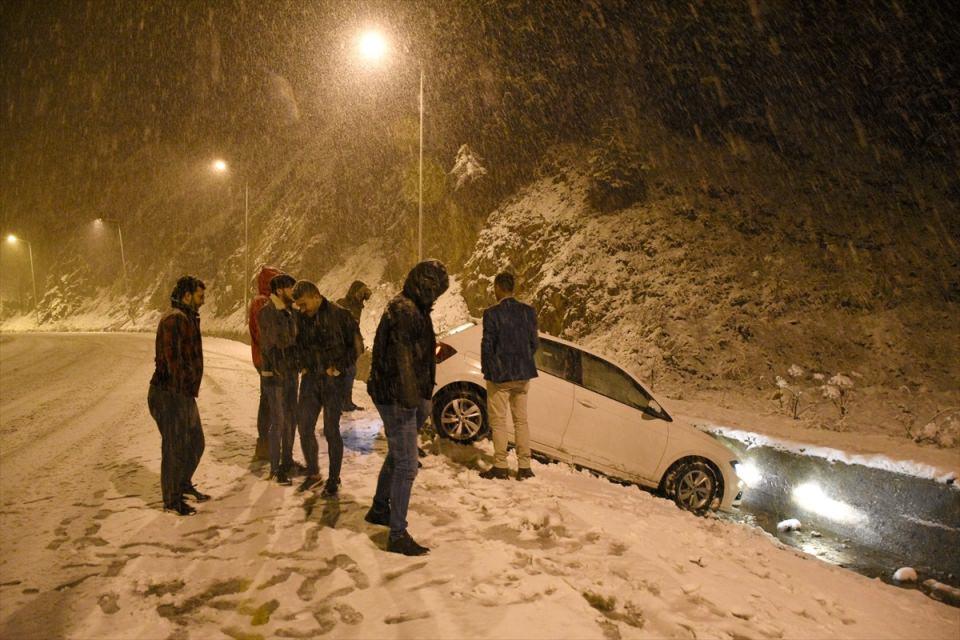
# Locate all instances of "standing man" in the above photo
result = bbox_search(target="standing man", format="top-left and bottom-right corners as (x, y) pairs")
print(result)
(292, 280), (360, 496)
(365, 260), (448, 556)
(337, 280), (372, 412)
(249, 265), (282, 461)
(257, 273), (299, 485)
(479, 272), (539, 481)
(148, 275), (210, 516)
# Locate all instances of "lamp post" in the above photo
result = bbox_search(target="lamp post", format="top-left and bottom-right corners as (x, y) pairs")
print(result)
(5, 234), (39, 324)
(358, 29), (425, 262)
(94, 218), (127, 282)
(211, 159), (250, 312)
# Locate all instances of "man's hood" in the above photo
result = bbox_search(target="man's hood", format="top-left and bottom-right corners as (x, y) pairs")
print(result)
(402, 260), (449, 310)
(257, 266), (283, 296)
(346, 280), (372, 303)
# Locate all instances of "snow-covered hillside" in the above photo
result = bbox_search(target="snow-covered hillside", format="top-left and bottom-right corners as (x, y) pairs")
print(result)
(459, 138), (959, 446)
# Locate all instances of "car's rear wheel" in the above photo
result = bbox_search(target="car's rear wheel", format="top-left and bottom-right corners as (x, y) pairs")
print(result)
(433, 386), (488, 443)
(669, 460), (719, 514)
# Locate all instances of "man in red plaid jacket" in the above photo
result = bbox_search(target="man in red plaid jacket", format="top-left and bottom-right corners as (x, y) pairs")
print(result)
(148, 275), (209, 516)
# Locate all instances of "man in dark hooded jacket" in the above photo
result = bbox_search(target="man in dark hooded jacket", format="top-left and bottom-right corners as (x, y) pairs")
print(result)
(148, 275), (209, 516)
(249, 265), (283, 461)
(336, 280), (372, 411)
(365, 260), (448, 556)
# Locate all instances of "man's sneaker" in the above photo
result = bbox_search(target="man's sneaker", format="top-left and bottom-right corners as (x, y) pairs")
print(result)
(516, 468), (535, 481)
(164, 501), (196, 516)
(417, 447), (428, 458)
(297, 475), (324, 493)
(387, 531), (430, 556)
(364, 504), (390, 526)
(479, 466), (509, 480)
(182, 485), (211, 502)
(286, 461), (309, 477)
(321, 478), (341, 497)
(275, 471), (293, 486)
(344, 402), (363, 412)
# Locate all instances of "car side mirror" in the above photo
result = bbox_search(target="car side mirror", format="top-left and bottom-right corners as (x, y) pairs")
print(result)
(642, 400), (672, 422)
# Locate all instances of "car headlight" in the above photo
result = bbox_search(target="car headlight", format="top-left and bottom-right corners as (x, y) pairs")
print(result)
(732, 460), (762, 487)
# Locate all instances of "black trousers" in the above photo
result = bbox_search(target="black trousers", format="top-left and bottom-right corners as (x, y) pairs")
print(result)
(320, 373), (349, 482)
(264, 375), (298, 475)
(297, 371), (323, 476)
(148, 385), (205, 508)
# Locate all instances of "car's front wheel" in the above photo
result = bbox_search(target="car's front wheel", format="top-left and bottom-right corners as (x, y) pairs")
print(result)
(669, 460), (719, 514)
(433, 386), (488, 443)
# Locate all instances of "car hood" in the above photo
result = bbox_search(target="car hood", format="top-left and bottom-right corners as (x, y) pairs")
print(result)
(669, 416), (738, 462)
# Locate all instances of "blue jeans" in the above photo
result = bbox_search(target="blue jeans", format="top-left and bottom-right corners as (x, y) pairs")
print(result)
(372, 399), (430, 539)
(264, 375), (298, 475)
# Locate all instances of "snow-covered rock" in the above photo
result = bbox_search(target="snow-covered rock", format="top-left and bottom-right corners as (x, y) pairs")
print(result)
(893, 567), (918, 582)
(777, 518), (802, 532)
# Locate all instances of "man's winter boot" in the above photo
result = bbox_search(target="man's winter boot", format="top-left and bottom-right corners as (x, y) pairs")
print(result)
(479, 466), (509, 480)
(387, 531), (430, 556)
(364, 503), (390, 527)
(516, 468), (535, 481)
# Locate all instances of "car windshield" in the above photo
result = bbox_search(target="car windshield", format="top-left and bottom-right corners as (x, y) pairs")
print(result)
(580, 352), (651, 411)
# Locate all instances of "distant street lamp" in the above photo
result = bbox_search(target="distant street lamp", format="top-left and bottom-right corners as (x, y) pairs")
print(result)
(357, 29), (425, 262)
(211, 159), (250, 312)
(5, 234), (40, 324)
(94, 217), (127, 281)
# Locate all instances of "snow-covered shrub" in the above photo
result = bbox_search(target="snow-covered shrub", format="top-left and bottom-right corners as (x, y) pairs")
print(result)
(773, 375), (803, 420)
(821, 373), (855, 417)
(449, 144), (487, 190)
(912, 409), (960, 449)
(586, 123), (647, 212)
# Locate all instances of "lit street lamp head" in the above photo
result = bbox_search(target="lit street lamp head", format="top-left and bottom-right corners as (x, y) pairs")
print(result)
(212, 159), (228, 173)
(6, 234), (18, 244)
(358, 30), (388, 62)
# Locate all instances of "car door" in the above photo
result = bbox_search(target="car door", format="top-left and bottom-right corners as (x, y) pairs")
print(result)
(560, 351), (669, 482)
(524, 338), (577, 457)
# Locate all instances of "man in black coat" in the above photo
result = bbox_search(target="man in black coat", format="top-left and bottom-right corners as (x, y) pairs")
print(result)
(336, 280), (372, 412)
(364, 260), (448, 556)
(479, 272), (539, 481)
(292, 280), (361, 496)
(257, 273), (299, 485)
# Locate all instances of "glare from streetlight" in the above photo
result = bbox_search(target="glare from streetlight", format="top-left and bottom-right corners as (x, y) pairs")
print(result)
(6, 234), (17, 244)
(358, 30), (388, 62)
(94, 218), (104, 226)
(212, 159), (228, 173)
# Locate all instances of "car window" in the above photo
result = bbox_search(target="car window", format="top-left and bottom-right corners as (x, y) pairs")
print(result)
(580, 352), (651, 411)
(535, 339), (580, 384)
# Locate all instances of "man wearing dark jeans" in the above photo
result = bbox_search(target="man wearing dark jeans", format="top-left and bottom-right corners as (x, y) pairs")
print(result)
(365, 260), (449, 556)
(148, 275), (210, 516)
(292, 280), (361, 496)
(249, 265), (282, 460)
(257, 273), (299, 485)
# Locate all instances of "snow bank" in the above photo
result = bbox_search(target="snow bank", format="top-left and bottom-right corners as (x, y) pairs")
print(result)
(703, 424), (960, 486)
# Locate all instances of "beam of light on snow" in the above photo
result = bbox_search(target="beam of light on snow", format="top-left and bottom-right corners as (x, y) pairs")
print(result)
(734, 461), (762, 488)
(792, 482), (867, 525)
(358, 30), (388, 62)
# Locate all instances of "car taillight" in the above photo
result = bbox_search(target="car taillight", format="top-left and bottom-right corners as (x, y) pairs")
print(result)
(435, 342), (457, 363)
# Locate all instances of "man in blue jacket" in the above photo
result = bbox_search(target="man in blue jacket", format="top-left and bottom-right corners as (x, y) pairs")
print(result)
(479, 272), (539, 480)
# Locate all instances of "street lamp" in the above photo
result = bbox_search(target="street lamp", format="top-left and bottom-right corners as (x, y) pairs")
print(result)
(211, 159), (250, 312)
(94, 218), (127, 281)
(357, 29), (425, 262)
(5, 234), (39, 324)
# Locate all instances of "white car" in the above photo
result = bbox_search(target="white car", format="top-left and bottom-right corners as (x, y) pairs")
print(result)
(432, 324), (744, 513)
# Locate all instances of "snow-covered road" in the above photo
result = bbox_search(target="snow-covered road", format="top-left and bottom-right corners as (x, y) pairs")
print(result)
(1, 333), (957, 639)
